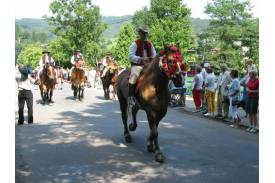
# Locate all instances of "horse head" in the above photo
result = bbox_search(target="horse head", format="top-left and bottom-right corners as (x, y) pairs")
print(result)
(45, 64), (56, 80)
(158, 45), (185, 87)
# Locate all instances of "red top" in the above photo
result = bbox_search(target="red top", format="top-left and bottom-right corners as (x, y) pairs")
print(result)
(246, 78), (259, 97)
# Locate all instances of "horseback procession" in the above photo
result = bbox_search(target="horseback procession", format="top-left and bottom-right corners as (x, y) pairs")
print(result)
(16, 25), (188, 163)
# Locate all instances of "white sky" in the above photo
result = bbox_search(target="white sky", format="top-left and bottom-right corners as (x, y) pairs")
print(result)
(15, 0), (259, 19)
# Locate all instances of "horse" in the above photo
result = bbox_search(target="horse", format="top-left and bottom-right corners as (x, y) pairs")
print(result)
(101, 63), (119, 99)
(39, 64), (56, 103)
(70, 60), (86, 101)
(116, 48), (183, 163)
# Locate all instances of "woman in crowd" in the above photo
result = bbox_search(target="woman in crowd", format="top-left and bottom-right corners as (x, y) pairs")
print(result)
(192, 65), (203, 112)
(245, 70), (259, 133)
(228, 70), (241, 128)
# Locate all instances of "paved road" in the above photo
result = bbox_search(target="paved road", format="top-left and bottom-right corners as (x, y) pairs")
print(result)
(15, 82), (259, 183)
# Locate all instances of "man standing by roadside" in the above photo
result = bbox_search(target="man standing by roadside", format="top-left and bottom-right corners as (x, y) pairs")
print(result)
(200, 62), (210, 113)
(216, 64), (232, 119)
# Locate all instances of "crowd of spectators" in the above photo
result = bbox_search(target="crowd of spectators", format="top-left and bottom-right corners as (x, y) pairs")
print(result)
(190, 58), (259, 133)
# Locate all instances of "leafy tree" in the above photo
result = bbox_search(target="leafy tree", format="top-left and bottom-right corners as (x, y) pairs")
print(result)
(48, 37), (71, 67)
(46, 0), (107, 65)
(111, 23), (136, 67)
(17, 44), (42, 69)
(200, 0), (258, 71)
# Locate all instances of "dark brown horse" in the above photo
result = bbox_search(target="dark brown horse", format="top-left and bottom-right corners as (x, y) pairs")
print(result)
(70, 65), (86, 101)
(39, 64), (56, 103)
(101, 63), (119, 99)
(116, 50), (182, 163)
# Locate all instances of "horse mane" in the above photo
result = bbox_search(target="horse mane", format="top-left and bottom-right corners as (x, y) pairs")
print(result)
(140, 54), (167, 88)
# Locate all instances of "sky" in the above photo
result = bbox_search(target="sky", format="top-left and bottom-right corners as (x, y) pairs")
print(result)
(15, 0), (259, 19)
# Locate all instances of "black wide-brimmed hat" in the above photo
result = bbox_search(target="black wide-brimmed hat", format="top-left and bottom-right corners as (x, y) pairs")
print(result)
(42, 50), (50, 54)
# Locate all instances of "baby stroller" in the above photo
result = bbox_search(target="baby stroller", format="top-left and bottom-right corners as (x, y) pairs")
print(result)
(168, 80), (185, 107)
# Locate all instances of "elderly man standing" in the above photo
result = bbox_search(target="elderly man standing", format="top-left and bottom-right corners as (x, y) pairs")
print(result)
(128, 25), (157, 106)
(216, 64), (232, 119)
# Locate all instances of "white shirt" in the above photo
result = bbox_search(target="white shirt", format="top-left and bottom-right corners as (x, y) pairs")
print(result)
(205, 72), (216, 92)
(128, 41), (157, 64)
(192, 73), (203, 90)
(15, 74), (35, 91)
(200, 68), (208, 81)
(71, 54), (84, 65)
(39, 55), (55, 66)
(219, 70), (230, 86)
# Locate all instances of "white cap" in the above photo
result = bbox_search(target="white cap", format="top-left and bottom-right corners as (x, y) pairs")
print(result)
(204, 63), (210, 68)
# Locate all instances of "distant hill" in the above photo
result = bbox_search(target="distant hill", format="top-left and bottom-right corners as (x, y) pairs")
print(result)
(15, 16), (210, 41)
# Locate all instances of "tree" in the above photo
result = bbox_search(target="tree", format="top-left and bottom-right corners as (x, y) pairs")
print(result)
(200, 0), (258, 71)
(48, 37), (71, 67)
(17, 44), (42, 69)
(111, 23), (136, 67)
(46, 0), (107, 65)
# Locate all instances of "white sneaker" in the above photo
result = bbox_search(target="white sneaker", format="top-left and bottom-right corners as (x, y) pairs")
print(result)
(246, 127), (252, 132)
(204, 113), (211, 117)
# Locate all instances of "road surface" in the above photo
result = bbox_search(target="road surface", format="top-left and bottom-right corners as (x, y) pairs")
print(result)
(15, 82), (259, 183)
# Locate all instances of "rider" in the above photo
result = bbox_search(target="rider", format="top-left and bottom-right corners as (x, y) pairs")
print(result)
(70, 49), (85, 74)
(36, 50), (56, 84)
(101, 52), (112, 77)
(128, 25), (157, 106)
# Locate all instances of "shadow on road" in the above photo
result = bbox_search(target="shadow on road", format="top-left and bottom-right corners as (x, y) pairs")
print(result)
(16, 94), (259, 183)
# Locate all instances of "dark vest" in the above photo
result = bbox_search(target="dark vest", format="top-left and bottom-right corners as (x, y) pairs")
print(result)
(74, 54), (83, 61)
(135, 39), (152, 57)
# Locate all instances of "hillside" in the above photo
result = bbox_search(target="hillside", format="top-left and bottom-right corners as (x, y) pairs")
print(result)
(15, 16), (210, 41)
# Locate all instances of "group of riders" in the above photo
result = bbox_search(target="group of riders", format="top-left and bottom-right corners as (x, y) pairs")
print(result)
(34, 25), (187, 105)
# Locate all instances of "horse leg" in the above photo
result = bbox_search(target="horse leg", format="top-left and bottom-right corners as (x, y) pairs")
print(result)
(46, 88), (49, 102)
(146, 111), (165, 163)
(129, 106), (138, 131)
(49, 88), (53, 103)
(118, 94), (132, 143)
(78, 86), (81, 101)
(107, 85), (110, 99)
(73, 85), (77, 98)
(81, 86), (84, 98)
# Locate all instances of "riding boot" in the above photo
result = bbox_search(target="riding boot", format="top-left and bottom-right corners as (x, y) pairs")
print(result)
(128, 84), (136, 107)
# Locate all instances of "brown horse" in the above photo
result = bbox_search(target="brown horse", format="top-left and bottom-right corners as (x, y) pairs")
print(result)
(70, 60), (86, 101)
(116, 49), (182, 163)
(101, 62), (119, 99)
(39, 64), (56, 103)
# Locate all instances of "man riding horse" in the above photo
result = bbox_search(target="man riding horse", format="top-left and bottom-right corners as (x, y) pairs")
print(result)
(70, 49), (86, 100)
(128, 25), (157, 108)
(70, 49), (85, 71)
(35, 50), (57, 84)
(101, 52), (113, 77)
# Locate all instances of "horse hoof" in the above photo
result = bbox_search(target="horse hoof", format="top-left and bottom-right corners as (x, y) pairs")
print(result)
(129, 123), (137, 131)
(147, 144), (155, 152)
(155, 152), (165, 163)
(125, 134), (132, 143)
